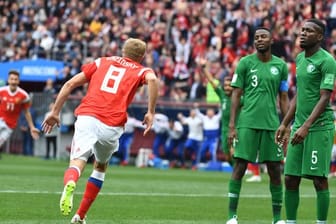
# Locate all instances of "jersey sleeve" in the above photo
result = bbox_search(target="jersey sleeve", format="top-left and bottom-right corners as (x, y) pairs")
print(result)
(279, 62), (289, 92)
(281, 62), (289, 81)
(140, 68), (155, 85)
(231, 58), (246, 89)
(21, 92), (31, 110)
(320, 57), (336, 91)
(81, 59), (99, 81)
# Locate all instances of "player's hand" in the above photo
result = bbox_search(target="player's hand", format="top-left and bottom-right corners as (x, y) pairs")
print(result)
(142, 112), (154, 136)
(275, 124), (290, 147)
(290, 125), (308, 145)
(198, 57), (207, 68)
(30, 127), (40, 140)
(42, 113), (60, 134)
(228, 126), (238, 147)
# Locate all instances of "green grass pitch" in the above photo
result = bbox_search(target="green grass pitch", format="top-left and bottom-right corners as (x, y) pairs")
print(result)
(0, 154), (335, 224)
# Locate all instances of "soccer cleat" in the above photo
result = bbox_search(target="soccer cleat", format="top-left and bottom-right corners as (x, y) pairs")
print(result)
(71, 214), (87, 224)
(226, 216), (238, 224)
(246, 175), (262, 182)
(272, 220), (286, 224)
(60, 181), (76, 215)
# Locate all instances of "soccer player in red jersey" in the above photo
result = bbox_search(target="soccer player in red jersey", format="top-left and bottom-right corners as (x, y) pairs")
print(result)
(0, 70), (40, 152)
(42, 38), (159, 224)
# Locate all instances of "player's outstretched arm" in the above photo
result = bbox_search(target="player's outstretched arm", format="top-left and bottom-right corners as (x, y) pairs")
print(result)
(42, 72), (87, 134)
(198, 57), (218, 89)
(142, 71), (159, 136)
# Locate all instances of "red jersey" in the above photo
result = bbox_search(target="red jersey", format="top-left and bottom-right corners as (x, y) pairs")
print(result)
(0, 86), (31, 129)
(75, 56), (152, 126)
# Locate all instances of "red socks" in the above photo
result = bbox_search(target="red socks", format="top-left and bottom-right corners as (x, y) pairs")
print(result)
(63, 166), (80, 185)
(77, 177), (103, 219)
(248, 163), (260, 176)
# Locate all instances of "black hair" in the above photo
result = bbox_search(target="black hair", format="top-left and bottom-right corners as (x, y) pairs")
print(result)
(8, 70), (20, 77)
(254, 27), (271, 34)
(306, 18), (326, 35)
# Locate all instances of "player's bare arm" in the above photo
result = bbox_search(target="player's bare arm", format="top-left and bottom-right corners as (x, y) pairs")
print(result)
(42, 72), (87, 134)
(198, 57), (218, 89)
(228, 87), (242, 146)
(276, 91), (290, 145)
(23, 108), (40, 140)
(142, 71), (159, 136)
(275, 94), (296, 144)
(291, 89), (332, 145)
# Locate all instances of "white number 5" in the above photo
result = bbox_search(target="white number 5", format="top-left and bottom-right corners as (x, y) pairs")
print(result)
(311, 150), (318, 164)
(101, 65), (126, 94)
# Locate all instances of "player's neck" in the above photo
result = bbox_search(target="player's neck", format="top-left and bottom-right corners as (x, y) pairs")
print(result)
(256, 51), (272, 62)
(9, 86), (17, 93)
(304, 45), (321, 58)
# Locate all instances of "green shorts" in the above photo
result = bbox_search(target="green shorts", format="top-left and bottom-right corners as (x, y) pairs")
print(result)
(284, 129), (333, 178)
(221, 130), (230, 154)
(234, 128), (283, 163)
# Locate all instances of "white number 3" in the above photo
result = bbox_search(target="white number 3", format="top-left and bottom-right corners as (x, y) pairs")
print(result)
(101, 65), (126, 94)
(251, 74), (258, 87)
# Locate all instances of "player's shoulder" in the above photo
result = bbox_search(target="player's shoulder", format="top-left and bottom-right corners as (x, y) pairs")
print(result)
(0, 86), (8, 92)
(16, 87), (29, 97)
(239, 53), (256, 63)
(318, 49), (335, 62)
(271, 54), (287, 64)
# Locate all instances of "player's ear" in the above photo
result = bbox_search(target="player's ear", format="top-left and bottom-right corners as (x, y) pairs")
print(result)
(317, 33), (323, 42)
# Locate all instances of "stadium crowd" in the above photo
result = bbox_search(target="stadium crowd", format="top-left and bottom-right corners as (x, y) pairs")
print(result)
(1, 0), (336, 102)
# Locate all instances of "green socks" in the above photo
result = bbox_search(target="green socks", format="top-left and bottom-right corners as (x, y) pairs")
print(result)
(285, 189), (299, 220)
(228, 179), (242, 218)
(285, 189), (329, 222)
(270, 184), (283, 222)
(316, 190), (329, 221)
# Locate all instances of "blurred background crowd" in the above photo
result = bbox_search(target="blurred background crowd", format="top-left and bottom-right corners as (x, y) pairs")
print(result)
(1, 0), (336, 102)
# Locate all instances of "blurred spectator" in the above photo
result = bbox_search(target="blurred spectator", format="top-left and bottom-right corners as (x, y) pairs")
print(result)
(195, 104), (221, 164)
(114, 114), (144, 166)
(19, 107), (37, 156)
(164, 119), (185, 168)
(43, 78), (56, 95)
(151, 113), (169, 158)
(177, 108), (203, 170)
(44, 102), (58, 159)
(188, 71), (206, 101)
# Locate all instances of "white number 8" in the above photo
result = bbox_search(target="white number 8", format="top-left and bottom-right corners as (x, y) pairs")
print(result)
(101, 65), (126, 94)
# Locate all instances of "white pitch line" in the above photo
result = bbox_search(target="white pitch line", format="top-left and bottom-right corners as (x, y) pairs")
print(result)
(0, 190), (333, 198)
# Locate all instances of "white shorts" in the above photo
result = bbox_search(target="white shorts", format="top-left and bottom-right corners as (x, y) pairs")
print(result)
(70, 115), (124, 163)
(0, 119), (12, 147)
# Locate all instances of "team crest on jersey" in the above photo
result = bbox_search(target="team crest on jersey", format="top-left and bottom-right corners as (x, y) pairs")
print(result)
(306, 64), (315, 73)
(15, 97), (21, 103)
(270, 66), (279, 75)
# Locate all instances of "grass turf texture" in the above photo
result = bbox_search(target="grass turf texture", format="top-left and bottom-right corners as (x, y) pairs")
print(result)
(0, 154), (335, 224)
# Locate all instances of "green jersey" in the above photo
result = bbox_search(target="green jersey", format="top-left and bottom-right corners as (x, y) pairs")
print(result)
(294, 48), (336, 131)
(231, 53), (288, 130)
(214, 86), (231, 132)
(206, 80), (220, 103)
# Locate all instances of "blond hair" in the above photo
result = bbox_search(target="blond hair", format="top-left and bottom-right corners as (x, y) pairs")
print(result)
(122, 38), (146, 63)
